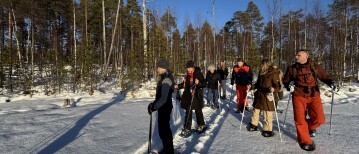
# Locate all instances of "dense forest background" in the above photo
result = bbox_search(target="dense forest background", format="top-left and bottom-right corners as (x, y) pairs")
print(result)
(0, 0), (358, 95)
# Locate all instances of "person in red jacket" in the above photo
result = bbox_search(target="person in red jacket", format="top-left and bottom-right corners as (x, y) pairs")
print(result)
(283, 49), (337, 151)
(230, 58), (253, 113)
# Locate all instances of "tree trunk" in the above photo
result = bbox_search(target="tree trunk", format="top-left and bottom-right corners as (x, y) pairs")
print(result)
(142, 0), (148, 81)
(105, 0), (121, 76)
(102, 0), (107, 74)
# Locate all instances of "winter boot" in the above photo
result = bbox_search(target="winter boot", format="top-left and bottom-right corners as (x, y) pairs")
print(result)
(247, 123), (258, 132)
(309, 129), (317, 137)
(261, 131), (275, 137)
(299, 142), (316, 151)
(179, 129), (192, 138)
(196, 125), (207, 134)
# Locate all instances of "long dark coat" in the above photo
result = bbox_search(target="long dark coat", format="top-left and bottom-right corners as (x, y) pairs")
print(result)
(253, 67), (281, 111)
(178, 67), (206, 110)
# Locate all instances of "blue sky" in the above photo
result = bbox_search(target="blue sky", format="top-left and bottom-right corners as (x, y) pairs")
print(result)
(143, 0), (333, 32)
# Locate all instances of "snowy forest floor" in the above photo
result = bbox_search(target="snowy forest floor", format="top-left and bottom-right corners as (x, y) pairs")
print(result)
(0, 82), (359, 154)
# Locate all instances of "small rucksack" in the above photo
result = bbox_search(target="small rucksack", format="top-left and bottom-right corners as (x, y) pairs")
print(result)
(292, 62), (319, 84)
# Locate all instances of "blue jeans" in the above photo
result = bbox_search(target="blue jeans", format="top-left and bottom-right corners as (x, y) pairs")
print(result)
(207, 89), (218, 105)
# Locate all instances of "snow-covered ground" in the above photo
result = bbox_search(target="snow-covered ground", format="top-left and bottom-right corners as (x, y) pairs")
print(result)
(0, 81), (359, 153)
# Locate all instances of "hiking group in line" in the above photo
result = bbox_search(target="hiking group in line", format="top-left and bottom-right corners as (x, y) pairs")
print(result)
(147, 49), (337, 153)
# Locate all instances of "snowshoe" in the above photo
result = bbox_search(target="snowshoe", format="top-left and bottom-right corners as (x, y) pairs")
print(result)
(247, 123), (258, 132)
(235, 109), (242, 113)
(309, 129), (317, 137)
(299, 142), (316, 151)
(196, 125), (207, 134)
(179, 129), (192, 138)
(276, 109), (284, 113)
(245, 106), (252, 112)
(211, 104), (219, 109)
(261, 131), (275, 137)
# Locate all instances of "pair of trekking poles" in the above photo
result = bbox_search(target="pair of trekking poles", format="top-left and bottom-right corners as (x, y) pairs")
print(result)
(282, 84), (337, 136)
(233, 86), (283, 141)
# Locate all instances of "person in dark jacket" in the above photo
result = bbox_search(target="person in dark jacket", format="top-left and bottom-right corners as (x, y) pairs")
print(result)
(230, 58), (253, 112)
(175, 60), (207, 137)
(206, 64), (221, 109)
(247, 59), (281, 138)
(147, 59), (175, 154)
(217, 60), (229, 99)
(282, 50), (336, 151)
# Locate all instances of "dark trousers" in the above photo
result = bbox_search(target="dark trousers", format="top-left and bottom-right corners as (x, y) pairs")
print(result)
(184, 108), (205, 130)
(158, 107), (174, 154)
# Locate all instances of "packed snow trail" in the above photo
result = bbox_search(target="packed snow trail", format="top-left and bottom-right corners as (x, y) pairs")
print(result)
(1, 84), (359, 153)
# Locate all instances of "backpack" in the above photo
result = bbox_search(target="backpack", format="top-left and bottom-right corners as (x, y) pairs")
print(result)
(292, 62), (319, 84)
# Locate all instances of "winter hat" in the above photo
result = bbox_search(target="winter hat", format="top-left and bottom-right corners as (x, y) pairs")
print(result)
(156, 59), (169, 69)
(186, 60), (195, 68)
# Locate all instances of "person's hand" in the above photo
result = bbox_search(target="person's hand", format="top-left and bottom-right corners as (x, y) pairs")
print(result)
(270, 87), (275, 93)
(247, 84), (251, 90)
(290, 86), (295, 93)
(195, 79), (199, 85)
(147, 103), (156, 115)
(330, 81), (337, 90)
(174, 85), (179, 89)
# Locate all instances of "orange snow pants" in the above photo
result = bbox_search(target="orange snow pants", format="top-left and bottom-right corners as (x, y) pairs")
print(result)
(236, 85), (248, 110)
(292, 95), (326, 144)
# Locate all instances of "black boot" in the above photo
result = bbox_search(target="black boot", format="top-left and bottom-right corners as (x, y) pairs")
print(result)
(247, 123), (258, 131)
(299, 143), (316, 151)
(261, 131), (275, 137)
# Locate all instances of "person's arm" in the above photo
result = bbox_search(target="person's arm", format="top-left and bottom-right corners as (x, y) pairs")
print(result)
(248, 66), (253, 85)
(196, 71), (207, 88)
(231, 68), (235, 85)
(315, 64), (333, 87)
(224, 67), (229, 78)
(282, 66), (293, 90)
(272, 72), (281, 93)
(154, 78), (172, 109)
(177, 77), (185, 89)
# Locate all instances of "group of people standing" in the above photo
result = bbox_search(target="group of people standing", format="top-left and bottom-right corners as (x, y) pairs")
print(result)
(147, 49), (337, 153)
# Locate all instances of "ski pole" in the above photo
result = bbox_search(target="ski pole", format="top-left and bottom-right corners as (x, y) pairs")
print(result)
(329, 89), (335, 135)
(239, 89), (250, 130)
(185, 84), (196, 131)
(218, 81), (221, 112)
(282, 92), (292, 127)
(272, 92), (283, 142)
(147, 113), (153, 154)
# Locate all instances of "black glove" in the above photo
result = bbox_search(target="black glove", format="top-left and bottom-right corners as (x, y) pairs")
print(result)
(330, 81), (337, 90)
(230, 81), (234, 85)
(147, 103), (156, 115)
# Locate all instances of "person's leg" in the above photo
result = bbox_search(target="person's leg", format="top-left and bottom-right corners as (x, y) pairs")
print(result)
(214, 89), (219, 106)
(307, 96), (326, 131)
(221, 80), (226, 97)
(184, 109), (193, 130)
(236, 84), (241, 109)
(195, 109), (206, 127)
(239, 85), (248, 107)
(293, 96), (313, 144)
(158, 108), (174, 153)
(262, 111), (273, 131)
(250, 108), (261, 126)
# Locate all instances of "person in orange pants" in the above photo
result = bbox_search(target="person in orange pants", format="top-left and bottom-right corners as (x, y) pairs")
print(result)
(283, 49), (337, 151)
(230, 58), (253, 113)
